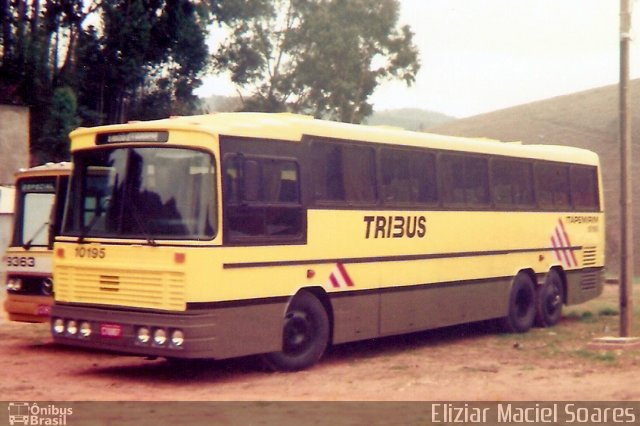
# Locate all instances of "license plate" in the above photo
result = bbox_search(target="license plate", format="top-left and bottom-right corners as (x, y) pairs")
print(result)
(100, 323), (123, 338)
(36, 305), (51, 316)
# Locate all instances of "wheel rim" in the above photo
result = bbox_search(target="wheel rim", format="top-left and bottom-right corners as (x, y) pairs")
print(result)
(282, 311), (315, 355)
(544, 282), (562, 316)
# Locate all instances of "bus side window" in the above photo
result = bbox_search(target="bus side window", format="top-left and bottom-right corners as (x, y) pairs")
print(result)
(441, 154), (490, 208)
(465, 157), (490, 206)
(381, 148), (438, 206)
(311, 141), (377, 205)
(570, 165), (599, 211)
(243, 160), (261, 202)
(535, 163), (570, 210)
(224, 155), (303, 242)
(440, 154), (466, 205)
(491, 158), (535, 209)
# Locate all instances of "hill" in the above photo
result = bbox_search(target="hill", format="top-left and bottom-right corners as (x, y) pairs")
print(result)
(432, 80), (640, 274)
(364, 108), (455, 131)
(199, 96), (455, 131)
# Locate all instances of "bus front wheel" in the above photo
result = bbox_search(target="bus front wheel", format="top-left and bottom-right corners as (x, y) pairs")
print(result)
(535, 269), (564, 327)
(500, 273), (536, 333)
(262, 291), (330, 372)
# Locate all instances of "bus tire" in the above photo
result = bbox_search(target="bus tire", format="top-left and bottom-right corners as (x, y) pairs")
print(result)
(500, 272), (536, 333)
(535, 269), (564, 327)
(262, 291), (330, 372)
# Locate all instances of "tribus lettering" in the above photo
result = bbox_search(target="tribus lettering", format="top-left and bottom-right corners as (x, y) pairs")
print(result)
(364, 215), (427, 239)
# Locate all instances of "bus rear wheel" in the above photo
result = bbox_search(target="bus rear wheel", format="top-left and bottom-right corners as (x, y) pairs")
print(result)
(500, 272), (536, 333)
(535, 269), (564, 327)
(262, 290), (329, 372)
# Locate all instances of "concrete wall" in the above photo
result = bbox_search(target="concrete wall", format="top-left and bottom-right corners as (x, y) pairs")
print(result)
(0, 105), (29, 185)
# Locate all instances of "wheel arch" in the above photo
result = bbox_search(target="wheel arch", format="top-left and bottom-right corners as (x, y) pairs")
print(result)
(548, 266), (568, 304)
(517, 268), (537, 287)
(292, 286), (335, 344)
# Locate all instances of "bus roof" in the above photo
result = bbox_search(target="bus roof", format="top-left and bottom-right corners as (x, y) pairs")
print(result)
(70, 113), (599, 166)
(15, 162), (72, 179)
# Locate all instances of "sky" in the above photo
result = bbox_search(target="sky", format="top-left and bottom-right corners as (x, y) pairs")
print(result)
(195, 0), (640, 118)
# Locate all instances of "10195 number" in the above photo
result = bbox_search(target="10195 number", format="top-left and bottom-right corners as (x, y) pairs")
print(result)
(75, 247), (106, 259)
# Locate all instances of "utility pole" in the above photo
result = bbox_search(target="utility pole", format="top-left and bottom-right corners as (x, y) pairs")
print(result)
(619, 0), (634, 337)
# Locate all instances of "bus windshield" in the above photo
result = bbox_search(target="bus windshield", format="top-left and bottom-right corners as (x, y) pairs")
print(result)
(14, 178), (56, 248)
(62, 147), (217, 240)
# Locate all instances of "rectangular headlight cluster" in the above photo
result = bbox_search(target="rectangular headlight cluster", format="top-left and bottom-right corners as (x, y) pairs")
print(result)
(135, 326), (184, 349)
(52, 318), (92, 339)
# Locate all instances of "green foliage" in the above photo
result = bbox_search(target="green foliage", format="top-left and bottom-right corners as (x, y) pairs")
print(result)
(598, 307), (619, 317)
(574, 349), (617, 363)
(100, 0), (209, 122)
(1, 0), (214, 163)
(1, 0), (421, 164)
(214, 0), (421, 123)
(36, 86), (80, 162)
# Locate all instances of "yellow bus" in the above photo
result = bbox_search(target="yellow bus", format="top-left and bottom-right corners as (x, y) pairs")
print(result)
(51, 113), (604, 370)
(4, 163), (71, 322)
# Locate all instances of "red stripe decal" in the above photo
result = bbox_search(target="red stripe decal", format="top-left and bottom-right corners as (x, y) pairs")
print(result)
(337, 263), (354, 287)
(558, 220), (578, 267)
(329, 274), (340, 288)
(550, 236), (562, 262)
(554, 228), (571, 266)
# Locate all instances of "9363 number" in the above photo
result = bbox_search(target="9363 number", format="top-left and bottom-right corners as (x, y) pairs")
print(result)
(6, 256), (36, 267)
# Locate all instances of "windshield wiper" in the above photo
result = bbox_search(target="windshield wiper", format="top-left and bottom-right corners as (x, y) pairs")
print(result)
(130, 203), (157, 246)
(78, 213), (102, 244)
(22, 221), (50, 250)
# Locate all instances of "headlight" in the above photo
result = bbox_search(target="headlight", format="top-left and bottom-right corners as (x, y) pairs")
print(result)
(136, 327), (150, 344)
(7, 278), (22, 292)
(79, 322), (92, 338)
(66, 320), (78, 335)
(170, 330), (184, 347)
(52, 318), (65, 335)
(41, 278), (54, 296)
(153, 328), (167, 346)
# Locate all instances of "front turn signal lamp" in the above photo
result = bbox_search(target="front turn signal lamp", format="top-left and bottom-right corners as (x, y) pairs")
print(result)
(136, 327), (150, 344)
(153, 328), (167, 346)
(79, 322), (92, 338)
(53, 318), (65, 335)
(66, 320), (78, 336)
(170, 330), (185, 348)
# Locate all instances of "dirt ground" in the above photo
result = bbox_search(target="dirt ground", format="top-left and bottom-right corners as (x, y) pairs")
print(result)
(1, 284), (639, 403)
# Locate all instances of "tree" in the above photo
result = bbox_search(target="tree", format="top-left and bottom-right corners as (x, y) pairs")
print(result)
(36, 86), (79, 162)
(1, 0), (214, 163)
(74, 24), (105, 126)
(214, 0), (420, 123)
(90, 0), (212, 123)
(127, 0), (210, 120)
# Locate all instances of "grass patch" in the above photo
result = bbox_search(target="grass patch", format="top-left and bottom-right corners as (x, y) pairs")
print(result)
(574, 349), (617, 363)
(579, 311), (596, 323)
(487, 285), (639, 369)
(565, 311), (597, 323)
(598, 307), (619, 317)
(389, 364), (410, 371)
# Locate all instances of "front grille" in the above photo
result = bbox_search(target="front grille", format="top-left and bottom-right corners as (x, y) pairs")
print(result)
(581, 270), (599, 291)
(582, 247), (597, 267)
(56, 265), (186, 311)
(99, 275), (120, 292)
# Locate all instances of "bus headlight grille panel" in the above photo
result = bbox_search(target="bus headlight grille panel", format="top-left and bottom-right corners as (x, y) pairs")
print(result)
(55, 265), (186, 310)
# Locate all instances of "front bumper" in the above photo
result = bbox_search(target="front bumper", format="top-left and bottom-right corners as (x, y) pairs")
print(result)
(4, 294), (53, 323)
(51, 301), (286, 360)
